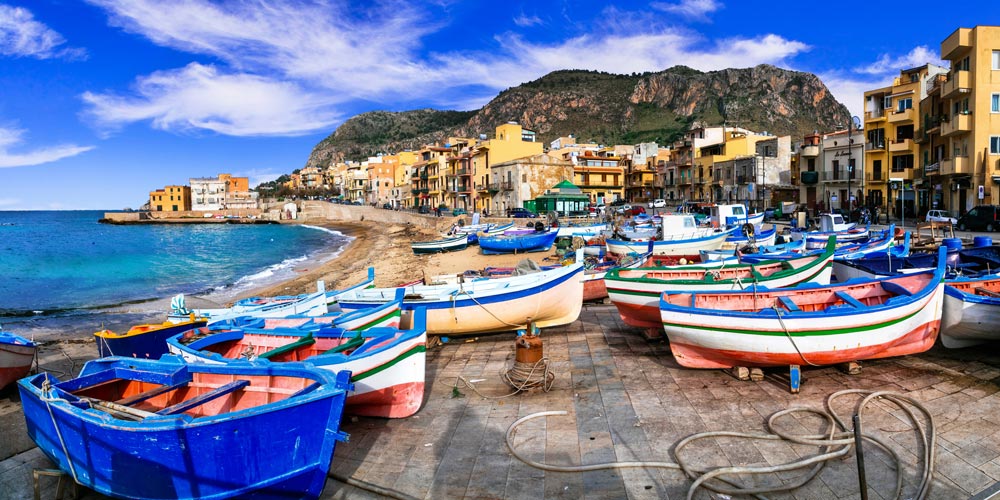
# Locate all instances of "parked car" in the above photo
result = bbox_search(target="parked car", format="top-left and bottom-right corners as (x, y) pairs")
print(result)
(452, 208), (468, 216)
(610, 199), (627, 207)
(648, 199), (666, 209)
(957, 205), (999, 232)
(417, 205), (430, 214)
(616, 205), (646, 216)
(507, 208), (538, 218)
(925, 209), (957, 225)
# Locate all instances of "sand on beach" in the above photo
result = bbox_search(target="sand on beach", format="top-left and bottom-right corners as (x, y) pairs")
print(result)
(249, 220), (569, 298)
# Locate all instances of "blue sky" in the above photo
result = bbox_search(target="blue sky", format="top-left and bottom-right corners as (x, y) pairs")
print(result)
(0, 0), (994, 210)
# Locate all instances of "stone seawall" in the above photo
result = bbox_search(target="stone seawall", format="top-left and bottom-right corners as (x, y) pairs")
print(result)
(296, 201), (512, 233)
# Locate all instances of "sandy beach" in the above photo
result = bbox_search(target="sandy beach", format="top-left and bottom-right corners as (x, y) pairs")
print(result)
(249, 219), (566, 299)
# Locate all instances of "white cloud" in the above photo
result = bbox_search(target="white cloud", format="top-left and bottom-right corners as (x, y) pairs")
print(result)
(513, 14), (543, 27)
(815, 72), (881, 119)
(651, 0), (722, 21)
(0, 125), (94, 168)
(0, 198), (20, 207)
(0, 5), (86, 59)
(81, 63), (342, 136)
(81, 1), (811, 137)
(853, 45), (947, 75)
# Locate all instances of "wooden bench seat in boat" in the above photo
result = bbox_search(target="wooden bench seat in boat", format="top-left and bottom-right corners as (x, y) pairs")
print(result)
(115, 380), (190, 406)
(880, 281), (913, 297)
(320, 332), (364, 355)
(834, 291), (866, 308)
(777, 296), (801, 312)
(156, 379), (250, 415)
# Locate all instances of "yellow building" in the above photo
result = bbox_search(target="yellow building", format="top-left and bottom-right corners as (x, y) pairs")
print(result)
(863, 64), (947, 217)
(927, 26), (1000, 214)
(148, 185), (191, 212)
(569, 151), (623, 203)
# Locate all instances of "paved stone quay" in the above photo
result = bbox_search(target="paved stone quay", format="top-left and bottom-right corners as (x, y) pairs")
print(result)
(2, 304), (1000, 499)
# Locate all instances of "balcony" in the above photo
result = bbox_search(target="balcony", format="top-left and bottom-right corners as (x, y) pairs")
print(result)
(942, 71), (971, 99)
(924, 162), (940, 175)
(800, 171), (819, 185)
(801, 145), (819, 158)
(865, 110), (886, 122)
(942, 27), (971, 61)
(457, 168), (471, 176)
(866, 172), (885, 183)
(888, 138), (913, 153)
(888, 108), (913, 123)
(941, 112), (972, 137)
(419, 173), (428, 180)
(865, 142), (885, 152)
(940, 156), (972, 176)
(488, 184), (500, 194)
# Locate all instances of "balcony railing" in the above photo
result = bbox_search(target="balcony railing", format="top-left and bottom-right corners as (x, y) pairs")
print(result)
(865, 142), (885, 152)
(865, 172), (884, 183)
(889, 138), (913, 153)
(457, 168), (471, 176)
(801, 145), (819, 158)
(942, 70), (971, 99)
(941, 112), (972, 137)
(888, 108), (913, 123)
(924, 162), (940, 175)
(864, 110), (885, 121)
(500, 181), (513, 191)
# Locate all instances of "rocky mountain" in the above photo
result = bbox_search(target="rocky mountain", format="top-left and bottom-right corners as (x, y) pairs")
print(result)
(305, 64), (851, 167)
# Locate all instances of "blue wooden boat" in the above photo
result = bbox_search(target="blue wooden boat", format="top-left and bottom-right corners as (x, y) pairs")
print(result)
(479, 228), (559, 255)
(19, 356), (351, 499)
(94, 315), (208, 359)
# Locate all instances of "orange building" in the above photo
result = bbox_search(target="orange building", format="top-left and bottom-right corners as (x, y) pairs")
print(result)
(148, 185), (191, 212)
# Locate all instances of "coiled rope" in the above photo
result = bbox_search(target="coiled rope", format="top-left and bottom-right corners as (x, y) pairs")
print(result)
(506, 389), (936, 500)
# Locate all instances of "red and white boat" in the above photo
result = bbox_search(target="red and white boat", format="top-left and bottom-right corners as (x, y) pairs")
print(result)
(1, 330), (36, 390)
(658, 246), (947, 369)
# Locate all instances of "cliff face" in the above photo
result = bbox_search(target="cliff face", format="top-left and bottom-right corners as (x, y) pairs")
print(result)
(305, 65), (850, 167)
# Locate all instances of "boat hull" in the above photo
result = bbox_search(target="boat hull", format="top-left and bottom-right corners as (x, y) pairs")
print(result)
(95, 318), (207, 359)
(339, 265), (584, 335)
(18, 358), (350, 500)
(659, 257), (946, 368)
(410, 236), (469, 254)
(0, 333), (35, 390)
(479, 230), (559, 255)
(941, 276), (1000, 348)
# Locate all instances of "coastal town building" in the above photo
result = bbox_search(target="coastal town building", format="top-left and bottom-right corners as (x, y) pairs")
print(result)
(661, 126), (729, 203)
(189, 174), (256, 211)
(567, 149), (624, 205)
(863, 63), (948, 218)
(623, 143), (659, 205)
(190, 176), (227, 211)
(365, 155), (398, 206)
(148, 185), (191, 212)
(489, 153), (574, 215)
(922, 26), (1000, 215)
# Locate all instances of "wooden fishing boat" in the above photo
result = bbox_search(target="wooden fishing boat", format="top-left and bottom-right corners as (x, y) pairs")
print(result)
(324, 267), (376, 307)
(95, 316), (208, 359)
(169, 285), (329, 324)
(0, 330), (35, 390)
(606, 228), (733, 256)
(700, 237), (805, 262)
(479, 228), (559, 255)
(19, 356), (351, 499)
(410, 234), (469, 254)
(167, 302), (425, 418)
(719, 225), (777, 250)
(657, 246), (947, 369)
(606, 237), (836, 330)
(958, 245), (1000, 273)
(582, 251), (653, 302)
(337, 263), (584, 335)
(940, 273), (1000, 348)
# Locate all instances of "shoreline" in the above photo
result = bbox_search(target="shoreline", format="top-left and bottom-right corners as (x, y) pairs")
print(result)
(9, 217), (560, 342)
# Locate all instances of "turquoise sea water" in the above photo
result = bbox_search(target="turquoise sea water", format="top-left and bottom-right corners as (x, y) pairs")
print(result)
(0, 211), (349, 319)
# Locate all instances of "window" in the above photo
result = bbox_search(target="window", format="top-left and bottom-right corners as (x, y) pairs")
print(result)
(991, 136), (1000, 155)
(833, 160), (840, 180)
(994, 50), (1000, 70)
(957, 56), (970, 72)
(897, 98), (912, 112)
(883, 96), (891, 110)
(993, 94), (1000, 113)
